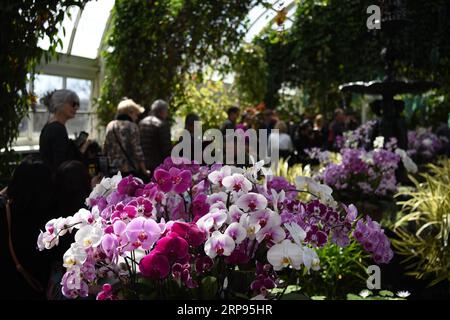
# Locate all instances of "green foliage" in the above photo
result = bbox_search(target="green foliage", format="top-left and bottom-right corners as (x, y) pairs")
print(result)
(232, 43), (268, 107)
(173, 76), (237, 132)
(0, 0), (89, 178)
(346, 289), (408, 300)
(253, 0), (450, 118)
(392, 159), (450, 286)
(97, 0), (260, 126)
(296, 242), (370, 300)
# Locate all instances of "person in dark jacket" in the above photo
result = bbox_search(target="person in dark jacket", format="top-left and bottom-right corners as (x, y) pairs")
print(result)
(39, 89), (89, 172)
(139, 99), (172, 171)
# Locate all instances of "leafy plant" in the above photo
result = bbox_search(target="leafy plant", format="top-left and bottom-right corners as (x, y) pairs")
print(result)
(97, 0), (261, 126)
(392, 159), (450, 286)
(173, 75), (237, 132)
(232, 43), (268, 107)
(296, 242), (370, 300)
(346, 289), (409, 300)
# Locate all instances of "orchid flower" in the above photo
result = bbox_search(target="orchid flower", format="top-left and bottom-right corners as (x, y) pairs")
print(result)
(222, 173), (252, 194)
(224, 222), (247, 244)
(125, 217), (161, 250)
(267, 239), (303, 271)
(208, 166), (232, 186)
(196, 208), (228, 233)
(75, 225), (103, 249)
(204, 231), (235, 258)
(236, 193), (268, 212)
(63, 243), (88, 268)
(284, 222), (306, 246)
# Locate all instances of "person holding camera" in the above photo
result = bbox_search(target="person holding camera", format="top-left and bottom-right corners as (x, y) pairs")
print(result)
(39, 89), (90, 172)
(103, 99), (151, 178)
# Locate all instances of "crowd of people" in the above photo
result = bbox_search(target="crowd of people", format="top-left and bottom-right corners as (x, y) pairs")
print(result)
(0, 87), (364, 300)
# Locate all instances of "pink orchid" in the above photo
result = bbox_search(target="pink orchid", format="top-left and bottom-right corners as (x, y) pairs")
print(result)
(170, 222), (206, 247)
(225, 222), (247, 244)
(204, 231), (236, 258)
(154, 168), (173, 192)
(208, 166), (232, 186)
(154, 232), (189, 263)
(255, 225), (286, 244)
(139, 252), (170, 279)
(125, 217), (161, 250)
(227, 205), (244, 223)
(222, 173), (252, 193)
(248, 209), (281, 229)
(236, 193), (268, 212)
(101, 234), (119, 259)
(196, 208), (228, 233)
(192, 193), (210, 218)
(124, 197), (154, 218)
(169, 167), (192, 193)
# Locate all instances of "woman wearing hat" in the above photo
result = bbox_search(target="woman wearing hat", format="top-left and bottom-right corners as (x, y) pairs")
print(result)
(103, 98), (151, 178)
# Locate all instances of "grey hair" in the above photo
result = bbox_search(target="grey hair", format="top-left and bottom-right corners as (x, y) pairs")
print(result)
(40, 89), (80, 113)
(151, 99), (168, 116)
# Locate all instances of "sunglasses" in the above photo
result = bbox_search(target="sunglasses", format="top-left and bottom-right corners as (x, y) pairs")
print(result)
(72, 102), (80, 108)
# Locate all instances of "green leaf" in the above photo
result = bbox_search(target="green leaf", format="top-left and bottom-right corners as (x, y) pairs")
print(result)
(379, 290), (394, 297)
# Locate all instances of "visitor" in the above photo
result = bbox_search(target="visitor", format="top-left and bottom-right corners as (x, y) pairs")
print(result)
(260, 109), (278, 145)
(39, 89), (90, 172)
(179, 113), (200, 161)
(139, 99), (172, 172)
(345, 109), (359, 131)
(268, 121), (294, 160)
(220, 106), (240, 135)
(294, 119), (314, 164)
(328, 108), (346, 150)
(312, 114), (328, 149)
(103, 99), (150, 178)
(0, 155), (55, 300)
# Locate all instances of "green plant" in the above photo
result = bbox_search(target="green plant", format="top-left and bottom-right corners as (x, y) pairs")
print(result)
(97, 0), (262, 126)
(346, 289), (409, 300)
(254, 0), (450, 116)
(392, 159), (450, 286)
(0, 0), (89, 178)
(232, 43), (268, 107)
(296, 242), (370, 300)
(173, 75), (237, 132)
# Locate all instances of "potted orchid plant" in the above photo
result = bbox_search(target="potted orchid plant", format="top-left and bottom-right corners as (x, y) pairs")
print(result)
(37, 157), (393, 300)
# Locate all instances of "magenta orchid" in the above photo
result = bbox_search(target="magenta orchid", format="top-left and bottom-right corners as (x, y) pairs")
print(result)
(37, 156), (394, 300)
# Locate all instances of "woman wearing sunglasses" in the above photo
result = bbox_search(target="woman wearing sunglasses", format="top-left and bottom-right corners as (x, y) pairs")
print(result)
(39, 89), (88, 172)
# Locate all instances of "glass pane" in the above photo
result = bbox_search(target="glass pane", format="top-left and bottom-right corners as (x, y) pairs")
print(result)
(33, 112), (51, 134)
(66, 113), (91, 138)
(245, 0), (296, 42)
(18, 116), (30, 137)
(37, 6), (80, 54)
(70, 0), (115, 59)
(33, 74), (64, 111)
(67, 78), (92, 111)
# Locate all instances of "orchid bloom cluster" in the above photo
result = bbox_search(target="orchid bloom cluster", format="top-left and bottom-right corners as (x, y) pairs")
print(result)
(37, 157), (393, 299)
(341, 120), (377, 150)
(322, 135), (417, 197)
(407, 127), (445, 162)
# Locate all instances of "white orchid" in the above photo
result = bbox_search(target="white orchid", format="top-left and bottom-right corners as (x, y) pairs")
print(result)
(224, 222), (247, 244)
(284, 222), (306, 246)
(395, 148), (418, 173)
(86, 172), (122, 205)
(204, 231), (235, 258)
(373, 136), (385, 149)
(63, 243), (88, 268)
(75, 225), (103, 249)
(302, 246), (320, 272)
(267, 239), (303, 271)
